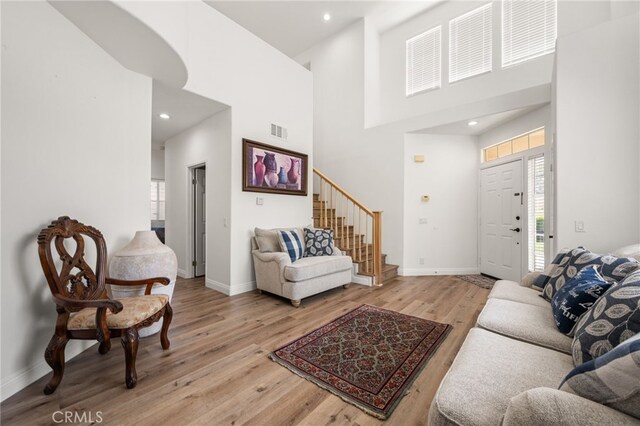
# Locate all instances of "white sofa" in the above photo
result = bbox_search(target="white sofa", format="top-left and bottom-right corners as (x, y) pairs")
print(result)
(251, 227), (353, 307)
(429, 245), (640, 426)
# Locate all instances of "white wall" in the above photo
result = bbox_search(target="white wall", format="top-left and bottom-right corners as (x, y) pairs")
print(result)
(402, 134), (479, 275)
(555, 13), (640, 253)
(296, 21), (406, 267)
(165, 110), (232, 286)
(120, 1), (313, 295)
(151, 148), (165, 180)
(378, 0), (554, 127)
(1, 1), (151, 400)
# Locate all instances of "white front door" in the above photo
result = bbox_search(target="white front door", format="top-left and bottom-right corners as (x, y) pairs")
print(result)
(194, 167), (206, 277)
(480, 160), (523, 281)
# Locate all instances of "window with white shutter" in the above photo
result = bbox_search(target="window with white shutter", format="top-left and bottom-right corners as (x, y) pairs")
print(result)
(502, 0), (557, 67)
(528, 155), (545, 272)
(406, 26), (441, 96)
(449, 3), (492, 83)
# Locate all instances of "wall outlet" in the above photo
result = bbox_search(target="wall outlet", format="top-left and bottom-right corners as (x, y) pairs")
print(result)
(419, 218), (428, 224)
(256, 197), (264, 205)
(419, 258), (425, 265)
(575, 220), (585, 232)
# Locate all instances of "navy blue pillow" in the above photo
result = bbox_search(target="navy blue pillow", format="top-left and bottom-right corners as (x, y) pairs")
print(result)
(551, 265), (613, 336)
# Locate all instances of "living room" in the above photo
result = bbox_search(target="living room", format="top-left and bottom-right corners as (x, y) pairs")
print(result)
(1, 1), (639, 425)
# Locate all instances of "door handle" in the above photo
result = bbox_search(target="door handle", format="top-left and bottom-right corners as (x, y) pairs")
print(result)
(509, 227), (521, 232)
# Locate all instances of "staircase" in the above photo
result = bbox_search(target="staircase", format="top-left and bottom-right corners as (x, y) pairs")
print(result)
(313, 168), (399, 285)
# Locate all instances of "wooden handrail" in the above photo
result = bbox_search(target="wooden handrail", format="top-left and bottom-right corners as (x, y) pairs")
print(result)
(313, 167), (383, 285)
(313, 168), (373, 215)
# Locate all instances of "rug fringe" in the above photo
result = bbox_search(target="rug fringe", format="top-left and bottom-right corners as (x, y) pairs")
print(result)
(269, 353), (388, 420)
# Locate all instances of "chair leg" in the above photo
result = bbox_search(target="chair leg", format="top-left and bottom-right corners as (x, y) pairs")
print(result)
(43, 334), (68, 395)
(121, 328), (139, 389)
(160, 304), (173, 350)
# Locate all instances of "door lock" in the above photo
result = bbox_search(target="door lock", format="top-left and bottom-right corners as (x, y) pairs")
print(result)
(509, 227), (521, 232)
(515, 215), (520, 220)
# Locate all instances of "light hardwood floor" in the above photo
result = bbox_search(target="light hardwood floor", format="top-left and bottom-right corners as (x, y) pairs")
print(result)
(1, 276), (489, 426)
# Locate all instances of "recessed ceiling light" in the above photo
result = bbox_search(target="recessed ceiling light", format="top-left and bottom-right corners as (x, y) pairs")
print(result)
(467, 120), (478, 126)
(159, 113), (171, 120)
(323, 13), (331, 21)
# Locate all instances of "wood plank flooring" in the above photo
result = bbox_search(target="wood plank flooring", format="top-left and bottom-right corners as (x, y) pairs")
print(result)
(1, 276), (489, 426)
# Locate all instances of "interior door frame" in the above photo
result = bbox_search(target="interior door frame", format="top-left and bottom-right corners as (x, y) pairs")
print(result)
(478, 145), (547, 279)
(186, 161), (206, 280)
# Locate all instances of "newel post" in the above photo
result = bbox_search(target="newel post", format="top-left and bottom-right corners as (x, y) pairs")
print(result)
(373, 211), (383, 286)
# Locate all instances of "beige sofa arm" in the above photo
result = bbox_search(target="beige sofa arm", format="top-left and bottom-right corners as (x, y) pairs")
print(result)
(503, 387), (639, 426)
(520, 271), (541, 288)
(252, 250), (291, 294)
(252, 250), (291, 266)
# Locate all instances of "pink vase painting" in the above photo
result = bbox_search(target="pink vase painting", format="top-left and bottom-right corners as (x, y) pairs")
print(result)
(253, 155), (266, 187)
(287, 157), (300, 185)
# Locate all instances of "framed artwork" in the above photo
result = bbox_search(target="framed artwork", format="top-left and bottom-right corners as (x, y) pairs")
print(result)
(242, 139), (308, 196)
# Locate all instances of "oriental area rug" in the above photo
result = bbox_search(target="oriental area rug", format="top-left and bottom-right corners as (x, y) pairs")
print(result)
(269, 304), (452, 419)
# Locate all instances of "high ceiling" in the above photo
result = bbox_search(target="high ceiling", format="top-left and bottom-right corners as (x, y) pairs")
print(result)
(412, 106), (545, 136)
(152, 83), (228, 146)
(205, 1), (442, 58)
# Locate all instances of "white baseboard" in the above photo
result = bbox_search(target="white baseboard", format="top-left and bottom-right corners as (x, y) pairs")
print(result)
(351, 273), (373, 286)
(205, 279), (230, 295)
(177, 268), (192, 279)
(399, 267), (479, 277)
(1, 340), (93, 402)
(229, 281), (256, 296)
(205, 279), (256, 296)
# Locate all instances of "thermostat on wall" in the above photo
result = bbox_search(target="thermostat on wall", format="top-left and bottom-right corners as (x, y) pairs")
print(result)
(414, 155), (425, 163)
(421, 195), (431, 202)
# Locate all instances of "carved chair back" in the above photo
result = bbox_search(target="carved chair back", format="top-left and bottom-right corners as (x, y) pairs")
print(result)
(37, 216), (108, 302)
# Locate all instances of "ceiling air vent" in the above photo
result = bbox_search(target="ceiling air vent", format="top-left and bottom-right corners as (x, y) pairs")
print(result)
(270, 123), (288, 140)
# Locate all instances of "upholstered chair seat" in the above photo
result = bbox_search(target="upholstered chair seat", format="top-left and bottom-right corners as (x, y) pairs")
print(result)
(68, 295), (169, 330)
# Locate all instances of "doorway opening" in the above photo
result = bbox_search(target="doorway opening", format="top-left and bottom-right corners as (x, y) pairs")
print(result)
(192, 166), (206, 277)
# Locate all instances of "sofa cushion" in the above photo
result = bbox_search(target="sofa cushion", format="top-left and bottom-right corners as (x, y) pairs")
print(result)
(489, 280), (549, 308)
(612, 243), (640, 262)
(503, 387), (640, 426)
(572, 269), (640, 365)
(477, 298), (573, 354)
(284, 256), (352, 282)
(561, 332), (640, 418)
(532, 249), (571, 291)
(278, 230), (305, 262)
(255, 235), (281, 253)
(429, 328), (574, 426)
(551, 265), (613, 336)
(542, 248), (639, 302)
(303, 227), (334, 257)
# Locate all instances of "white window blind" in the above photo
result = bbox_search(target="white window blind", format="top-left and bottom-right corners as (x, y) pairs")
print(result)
(528, 155), (545, 272)
(406, 26), (441, 96)
(503, 0), (557, 67)
(449, 3), (492, 83)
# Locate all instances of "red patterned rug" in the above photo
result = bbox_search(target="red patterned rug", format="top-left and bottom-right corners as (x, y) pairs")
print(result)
(270, 304), (452, 419)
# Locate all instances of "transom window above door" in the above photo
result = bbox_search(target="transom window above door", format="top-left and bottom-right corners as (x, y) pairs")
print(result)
(483, 128), (544, 162)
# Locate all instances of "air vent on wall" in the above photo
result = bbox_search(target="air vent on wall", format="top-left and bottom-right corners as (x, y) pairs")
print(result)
(270, 123), (288, 140)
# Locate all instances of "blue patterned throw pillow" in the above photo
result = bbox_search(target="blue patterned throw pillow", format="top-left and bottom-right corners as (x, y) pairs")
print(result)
(542, 248), (638, 302)
(560, 332), (640, 418)
(532, 249), (571, 291)
(303, 228), (334, 257)
(571, 269), (640, 365)
(551, 265), (613, 336)
(277, 230), (304, 262)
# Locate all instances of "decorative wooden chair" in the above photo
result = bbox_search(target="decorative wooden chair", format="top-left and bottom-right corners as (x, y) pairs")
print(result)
(37, 216), (173, 394)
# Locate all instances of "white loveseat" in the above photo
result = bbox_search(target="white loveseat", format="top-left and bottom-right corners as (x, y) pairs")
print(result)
(251, 227), (353, 307)
(429, 245), (640, 426)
